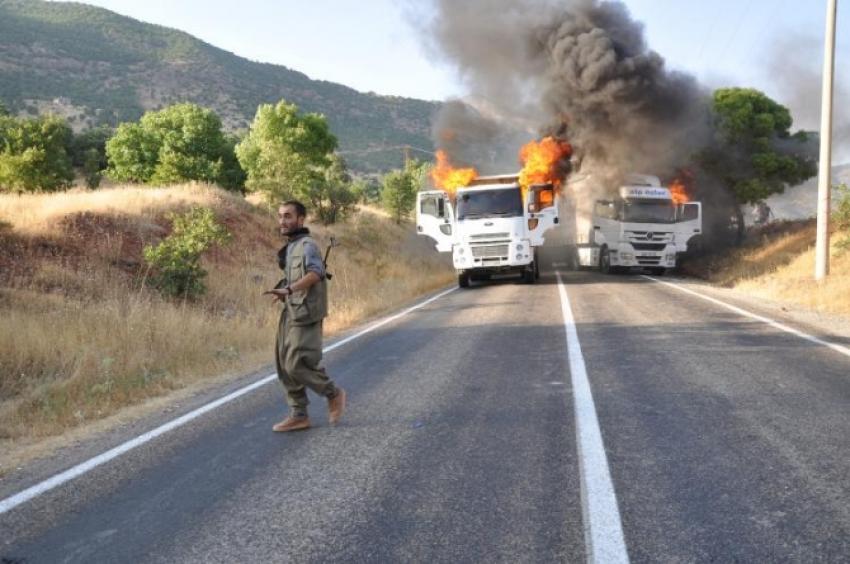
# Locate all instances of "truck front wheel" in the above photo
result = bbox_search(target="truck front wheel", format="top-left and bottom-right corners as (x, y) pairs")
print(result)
(458, 272), (470, 288)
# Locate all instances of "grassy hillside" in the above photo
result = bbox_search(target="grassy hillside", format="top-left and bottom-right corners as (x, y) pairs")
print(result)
(682, 220), (850, 317)
(0, 0), (438, 172)
(0, 185), (453, 460)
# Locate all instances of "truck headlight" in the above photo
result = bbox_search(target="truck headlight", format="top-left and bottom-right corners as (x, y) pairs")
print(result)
(666, 253), (675, 261)
(516, 244), (523, 251)
(621, 253), (633, 260)
(458, 247), (465, 255)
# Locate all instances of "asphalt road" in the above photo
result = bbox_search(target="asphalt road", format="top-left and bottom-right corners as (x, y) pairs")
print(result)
(3, 257), (850, 562)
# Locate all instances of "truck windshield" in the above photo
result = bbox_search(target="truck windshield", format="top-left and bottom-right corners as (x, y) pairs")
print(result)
(621, 200), (675, 224)
(456, 188), (523, 220)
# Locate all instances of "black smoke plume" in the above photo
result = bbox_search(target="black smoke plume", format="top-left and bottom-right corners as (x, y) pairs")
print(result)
(425, 0), (712, 184)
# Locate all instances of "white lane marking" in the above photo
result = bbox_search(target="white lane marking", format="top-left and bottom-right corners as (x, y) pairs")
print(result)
(0, 286), (458, 516)
(642, 276), (850, 360)
(556, 272), (629, 564)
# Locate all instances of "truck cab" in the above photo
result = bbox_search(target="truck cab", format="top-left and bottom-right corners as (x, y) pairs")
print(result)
(416, 175), (558, 287)
(575, 175), (702, 274)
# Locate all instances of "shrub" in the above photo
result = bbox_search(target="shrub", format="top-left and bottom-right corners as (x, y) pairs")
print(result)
(833, 184), (850, 255)
(833, 183), (850, 230)
(143, 207), (231, 299)
(82, 148), (103, 189)
(0, 114), (74, 193)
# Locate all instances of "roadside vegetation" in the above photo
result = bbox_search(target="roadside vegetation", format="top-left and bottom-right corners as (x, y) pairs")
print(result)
(0, 95), (453, 466)
(0, 184), (452, 449)
(682, 184), (850, 317)
(0, 82), (832, 464)
(0, 0), (437, 172)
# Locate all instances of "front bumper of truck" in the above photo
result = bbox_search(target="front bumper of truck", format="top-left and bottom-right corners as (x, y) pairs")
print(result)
(453, 239), (533, 271)
(609, 243), (677, 268)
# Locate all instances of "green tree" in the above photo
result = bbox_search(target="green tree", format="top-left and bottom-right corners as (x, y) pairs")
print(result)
(68, 126), (112, 168)
(381, 160), (427, 224)
(219, 134), (247, 192)
(352, 176), (382, 204)
(69, 126), (111, 188)
(105, 121), (159, 183)
(0, 114), (74, 193)
(105, 103), (244, 190)
(235, 100), (337, 204)
(310, 154), (358, 224)
(700, 88), (817, 205)
(143, 207), (231, 299)
(83, 148), (103, 189)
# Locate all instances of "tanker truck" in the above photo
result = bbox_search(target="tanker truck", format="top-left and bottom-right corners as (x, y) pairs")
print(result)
(416, 174), (559, 288)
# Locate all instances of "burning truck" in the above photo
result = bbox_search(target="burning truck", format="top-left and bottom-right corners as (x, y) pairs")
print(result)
(416, 138), (569, 288)
(567, 173), (703, 275)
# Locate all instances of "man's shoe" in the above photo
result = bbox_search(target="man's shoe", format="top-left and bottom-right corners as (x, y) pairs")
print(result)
(328, 388), (346, 426)
(272, 415), (311, 432)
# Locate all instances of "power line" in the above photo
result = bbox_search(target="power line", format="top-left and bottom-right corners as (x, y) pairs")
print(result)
(337, 144), (437, 157)
(714, 0), (756, 68)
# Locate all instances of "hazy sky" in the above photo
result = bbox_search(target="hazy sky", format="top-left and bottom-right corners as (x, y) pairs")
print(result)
(74, 1), (848, 128)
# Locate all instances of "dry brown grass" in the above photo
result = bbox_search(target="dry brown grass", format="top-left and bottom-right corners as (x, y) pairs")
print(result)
(685, 220), (850, 317)
(0, 185), (453, 449)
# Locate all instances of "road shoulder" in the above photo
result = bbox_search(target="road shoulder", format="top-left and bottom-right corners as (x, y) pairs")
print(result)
(651, 274), (850, 346)
(0, 286), (453, 500)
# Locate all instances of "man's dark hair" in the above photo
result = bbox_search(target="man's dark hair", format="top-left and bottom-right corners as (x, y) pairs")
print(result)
(282, 200), (307, 218)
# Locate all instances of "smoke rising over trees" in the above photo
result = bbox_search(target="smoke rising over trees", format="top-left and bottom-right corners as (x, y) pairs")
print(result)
(424, 0), (816, 212)
(425, 0), (710, 181)
(765, 34), (850, 164)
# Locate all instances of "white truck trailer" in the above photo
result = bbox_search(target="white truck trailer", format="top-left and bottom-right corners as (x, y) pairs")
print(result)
(573, 174), (702, 275)
(416, 175), (559, 288)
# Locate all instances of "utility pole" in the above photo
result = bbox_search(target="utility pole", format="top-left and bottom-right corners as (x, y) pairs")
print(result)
(816, 0), (839, 280)
(403, 145), (411, 168)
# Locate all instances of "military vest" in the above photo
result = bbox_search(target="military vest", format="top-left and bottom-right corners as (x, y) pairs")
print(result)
(285, 235), (328, 325)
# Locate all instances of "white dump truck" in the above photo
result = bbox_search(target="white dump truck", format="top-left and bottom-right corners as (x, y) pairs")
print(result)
(573, 174), (702, 275)
(416, 174), (559, 288)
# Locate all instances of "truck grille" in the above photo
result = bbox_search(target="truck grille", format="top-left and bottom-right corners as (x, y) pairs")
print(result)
(631, 243), (667, 251)
(627, 231), (672, 243)
(470, 233), (510, 241)
(471, 244), (509, 258)
(637, 257), (661, 265)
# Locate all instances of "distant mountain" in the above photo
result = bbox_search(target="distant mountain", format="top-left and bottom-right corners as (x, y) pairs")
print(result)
(0, 0), (438, 172)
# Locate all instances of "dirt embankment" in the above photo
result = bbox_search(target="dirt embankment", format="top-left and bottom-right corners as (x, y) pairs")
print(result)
(680, 219), (850, 318)
(0, 184), (453, 471)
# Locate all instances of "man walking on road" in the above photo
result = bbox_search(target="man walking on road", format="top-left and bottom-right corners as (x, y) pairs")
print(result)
(265, 200), (346, 432)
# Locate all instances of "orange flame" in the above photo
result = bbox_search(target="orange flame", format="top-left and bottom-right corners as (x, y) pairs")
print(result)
(430, 150), (478, 197)
(669, 178), (690, 205)
(519, 137), (572, 196)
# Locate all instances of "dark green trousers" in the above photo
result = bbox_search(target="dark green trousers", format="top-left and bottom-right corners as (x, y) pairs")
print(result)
(275, 309), (337, 414)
